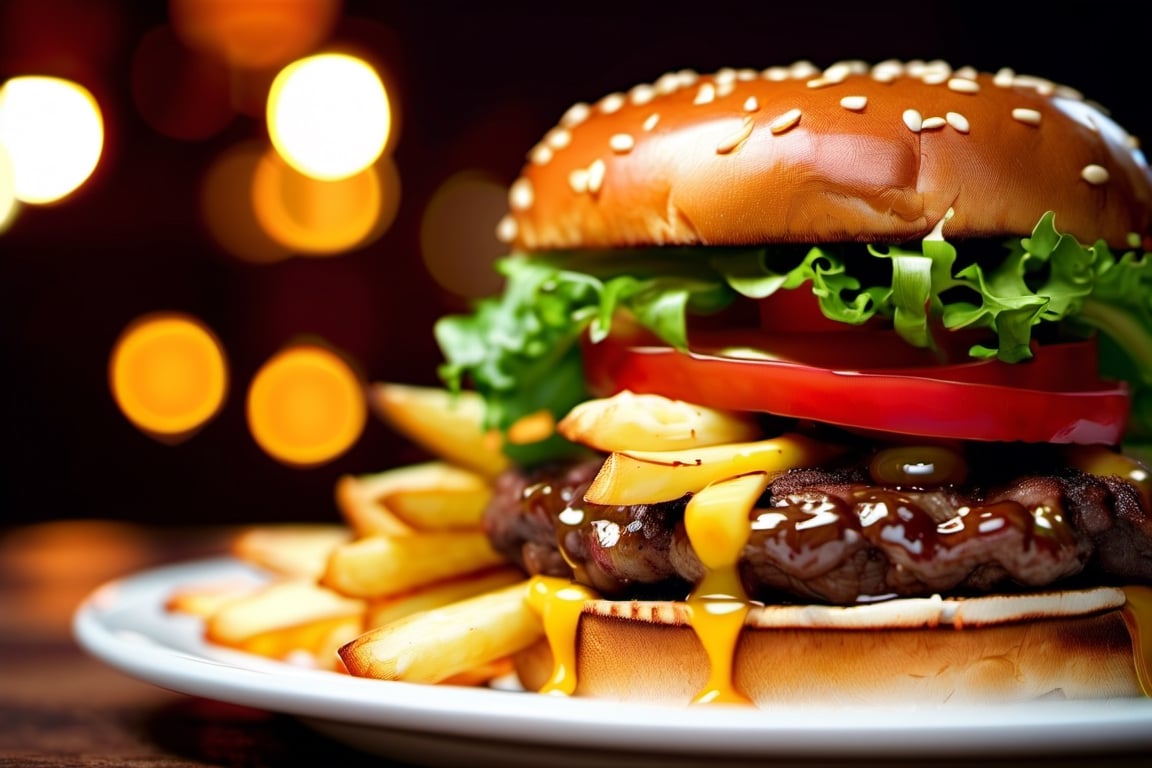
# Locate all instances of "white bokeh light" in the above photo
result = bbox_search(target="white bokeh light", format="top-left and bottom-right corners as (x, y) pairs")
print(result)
(0, 76), (104, 204)
(266, 53), (391, 181)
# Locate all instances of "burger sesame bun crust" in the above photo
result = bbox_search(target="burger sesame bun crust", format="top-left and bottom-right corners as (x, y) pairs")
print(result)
(513, 587), (1146, 706)
(502, 61), (1152, 251)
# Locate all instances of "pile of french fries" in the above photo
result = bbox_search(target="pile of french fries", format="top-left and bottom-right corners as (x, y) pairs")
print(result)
(167, 381), (825, 688)
(166, 383), (540, 684)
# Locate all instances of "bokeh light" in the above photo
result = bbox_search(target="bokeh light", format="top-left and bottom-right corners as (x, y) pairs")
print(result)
(420, 171), (507, 298)
(0, 76), (104, 204)
(169, 0), (340, 71)
(109, 313), (229, 442)
(252, 146), (399, 256)
(0, 143), (18, 233)
(266, 52), (390, 181)
(246, 342), (366, 467)
(130, 24), (235, 141)
(201, 140), (293, 264)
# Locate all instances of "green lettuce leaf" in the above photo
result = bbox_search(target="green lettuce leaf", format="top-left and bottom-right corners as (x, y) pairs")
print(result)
(435, 212), (1152, 462)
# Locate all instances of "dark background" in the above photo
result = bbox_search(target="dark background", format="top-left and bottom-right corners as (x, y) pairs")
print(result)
(3, 0), (1150, 527)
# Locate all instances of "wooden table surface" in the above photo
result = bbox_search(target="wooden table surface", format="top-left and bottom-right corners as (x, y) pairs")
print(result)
(0, 520), (409, 768)
(2, 519), (1150, 768)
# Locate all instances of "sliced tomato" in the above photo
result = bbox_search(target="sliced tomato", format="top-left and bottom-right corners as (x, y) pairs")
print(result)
(581, 328), (1130, 445)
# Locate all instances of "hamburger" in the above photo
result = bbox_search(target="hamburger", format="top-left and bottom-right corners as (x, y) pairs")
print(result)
(434, 59), (1152, 705)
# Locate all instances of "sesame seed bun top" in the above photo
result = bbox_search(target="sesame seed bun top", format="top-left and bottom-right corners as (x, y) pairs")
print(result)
(499, 60), (1152, 251)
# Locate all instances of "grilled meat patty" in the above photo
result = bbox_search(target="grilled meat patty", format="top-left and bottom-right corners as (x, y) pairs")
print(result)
(484, 452), (1152, 604)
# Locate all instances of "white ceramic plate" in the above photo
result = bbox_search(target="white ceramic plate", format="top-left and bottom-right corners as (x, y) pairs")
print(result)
(73, 557), (1152, 767)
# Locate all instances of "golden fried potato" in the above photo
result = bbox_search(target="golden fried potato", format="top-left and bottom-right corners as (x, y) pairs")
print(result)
(339, 581), (540, 684)
(321, 531), (506, 599)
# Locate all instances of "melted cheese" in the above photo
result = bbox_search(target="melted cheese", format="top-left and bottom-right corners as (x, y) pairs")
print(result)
(526, 575), (597, 696)
(683, 471), (770, 705)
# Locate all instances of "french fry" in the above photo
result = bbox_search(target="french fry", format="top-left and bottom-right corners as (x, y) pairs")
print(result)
(321, 531), (507, 599)
(336, 461), (492, 535)
(365, 566), (524, 628)
(166, 579), (261, 618)
(585, 433), (842, 506)
(339, 581), (541, 684)
(238, 614), (365, 670)
(335, 474), (413, 536)
(205, 579), (365, 649)
(232, 524), (351, 579)
(369, 383), (508, 477)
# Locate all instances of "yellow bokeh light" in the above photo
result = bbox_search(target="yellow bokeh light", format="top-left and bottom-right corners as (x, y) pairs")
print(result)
(201, 140), (292, 264)
(251, 146), (399, 256)
(0, 76), (104, 204)
(266, 53), (390, 181)
(246, 343), (366, 466)
(0, 142), (18, 233)
(109, 313), (229, 441)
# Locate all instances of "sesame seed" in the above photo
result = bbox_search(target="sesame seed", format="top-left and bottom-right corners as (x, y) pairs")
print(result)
(609, 133), (635, 153)
(993, 68), (1015, 87)
(1082, 165), (1110, 185)
(1012, 108), (1042, 126)
(587, 159), (606, 194)
(922, 116), (946, 130)
(903, 109), (923, 132)
(768, 108), (802, 135)
(716, 78), (736, 98)
(763, 66), (790, 81)
(736, 68), (758, 81)
(946, 111), (970, 133)
(871, 59), (904, 82)
(716, 116), (755, 154)
(789, 60), (819, 79)
(716, 68), (737, 85)
(694, 82), (717, 105)
(545, 128), (572, 149)
(806, 76), (836, 89)
(823, 61), (855, 82)
(954, 66), (978, 80)
(1082, 164), (1110, 185)
(677, 70), (699, 88)
(947, 77), (980, 94)
(918, 61), (952, 84)
(840, 95), (868, 111)
(1013, 75), (1055, 96)
(509, 178), (534, 210)
(630, 83), (656, 105)
(655, 72), (682, 95)
(568, 168), (588, 194)
(743, 96), (760, 112)
(599, 92), (626, 114)
(560, 102), (591, 127)
(643, 113), (660, 131)
(496, 215), (518, 243)
(529, 144), (553, 165)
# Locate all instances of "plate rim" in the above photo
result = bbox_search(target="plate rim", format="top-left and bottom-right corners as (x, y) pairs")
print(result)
(72, 556), (1152, 759)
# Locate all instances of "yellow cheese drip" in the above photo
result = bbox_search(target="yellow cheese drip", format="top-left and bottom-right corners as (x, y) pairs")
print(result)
(1121, 585), (1152, 697)
(526, 575), (597, 696)
(683, 471), (770, 705)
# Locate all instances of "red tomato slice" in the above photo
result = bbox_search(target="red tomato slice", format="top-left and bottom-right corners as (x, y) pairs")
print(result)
(582, 329), (1130, 445)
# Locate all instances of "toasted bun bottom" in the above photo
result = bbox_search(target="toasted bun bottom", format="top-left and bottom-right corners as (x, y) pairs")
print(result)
(514, 588), (1144, 706)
